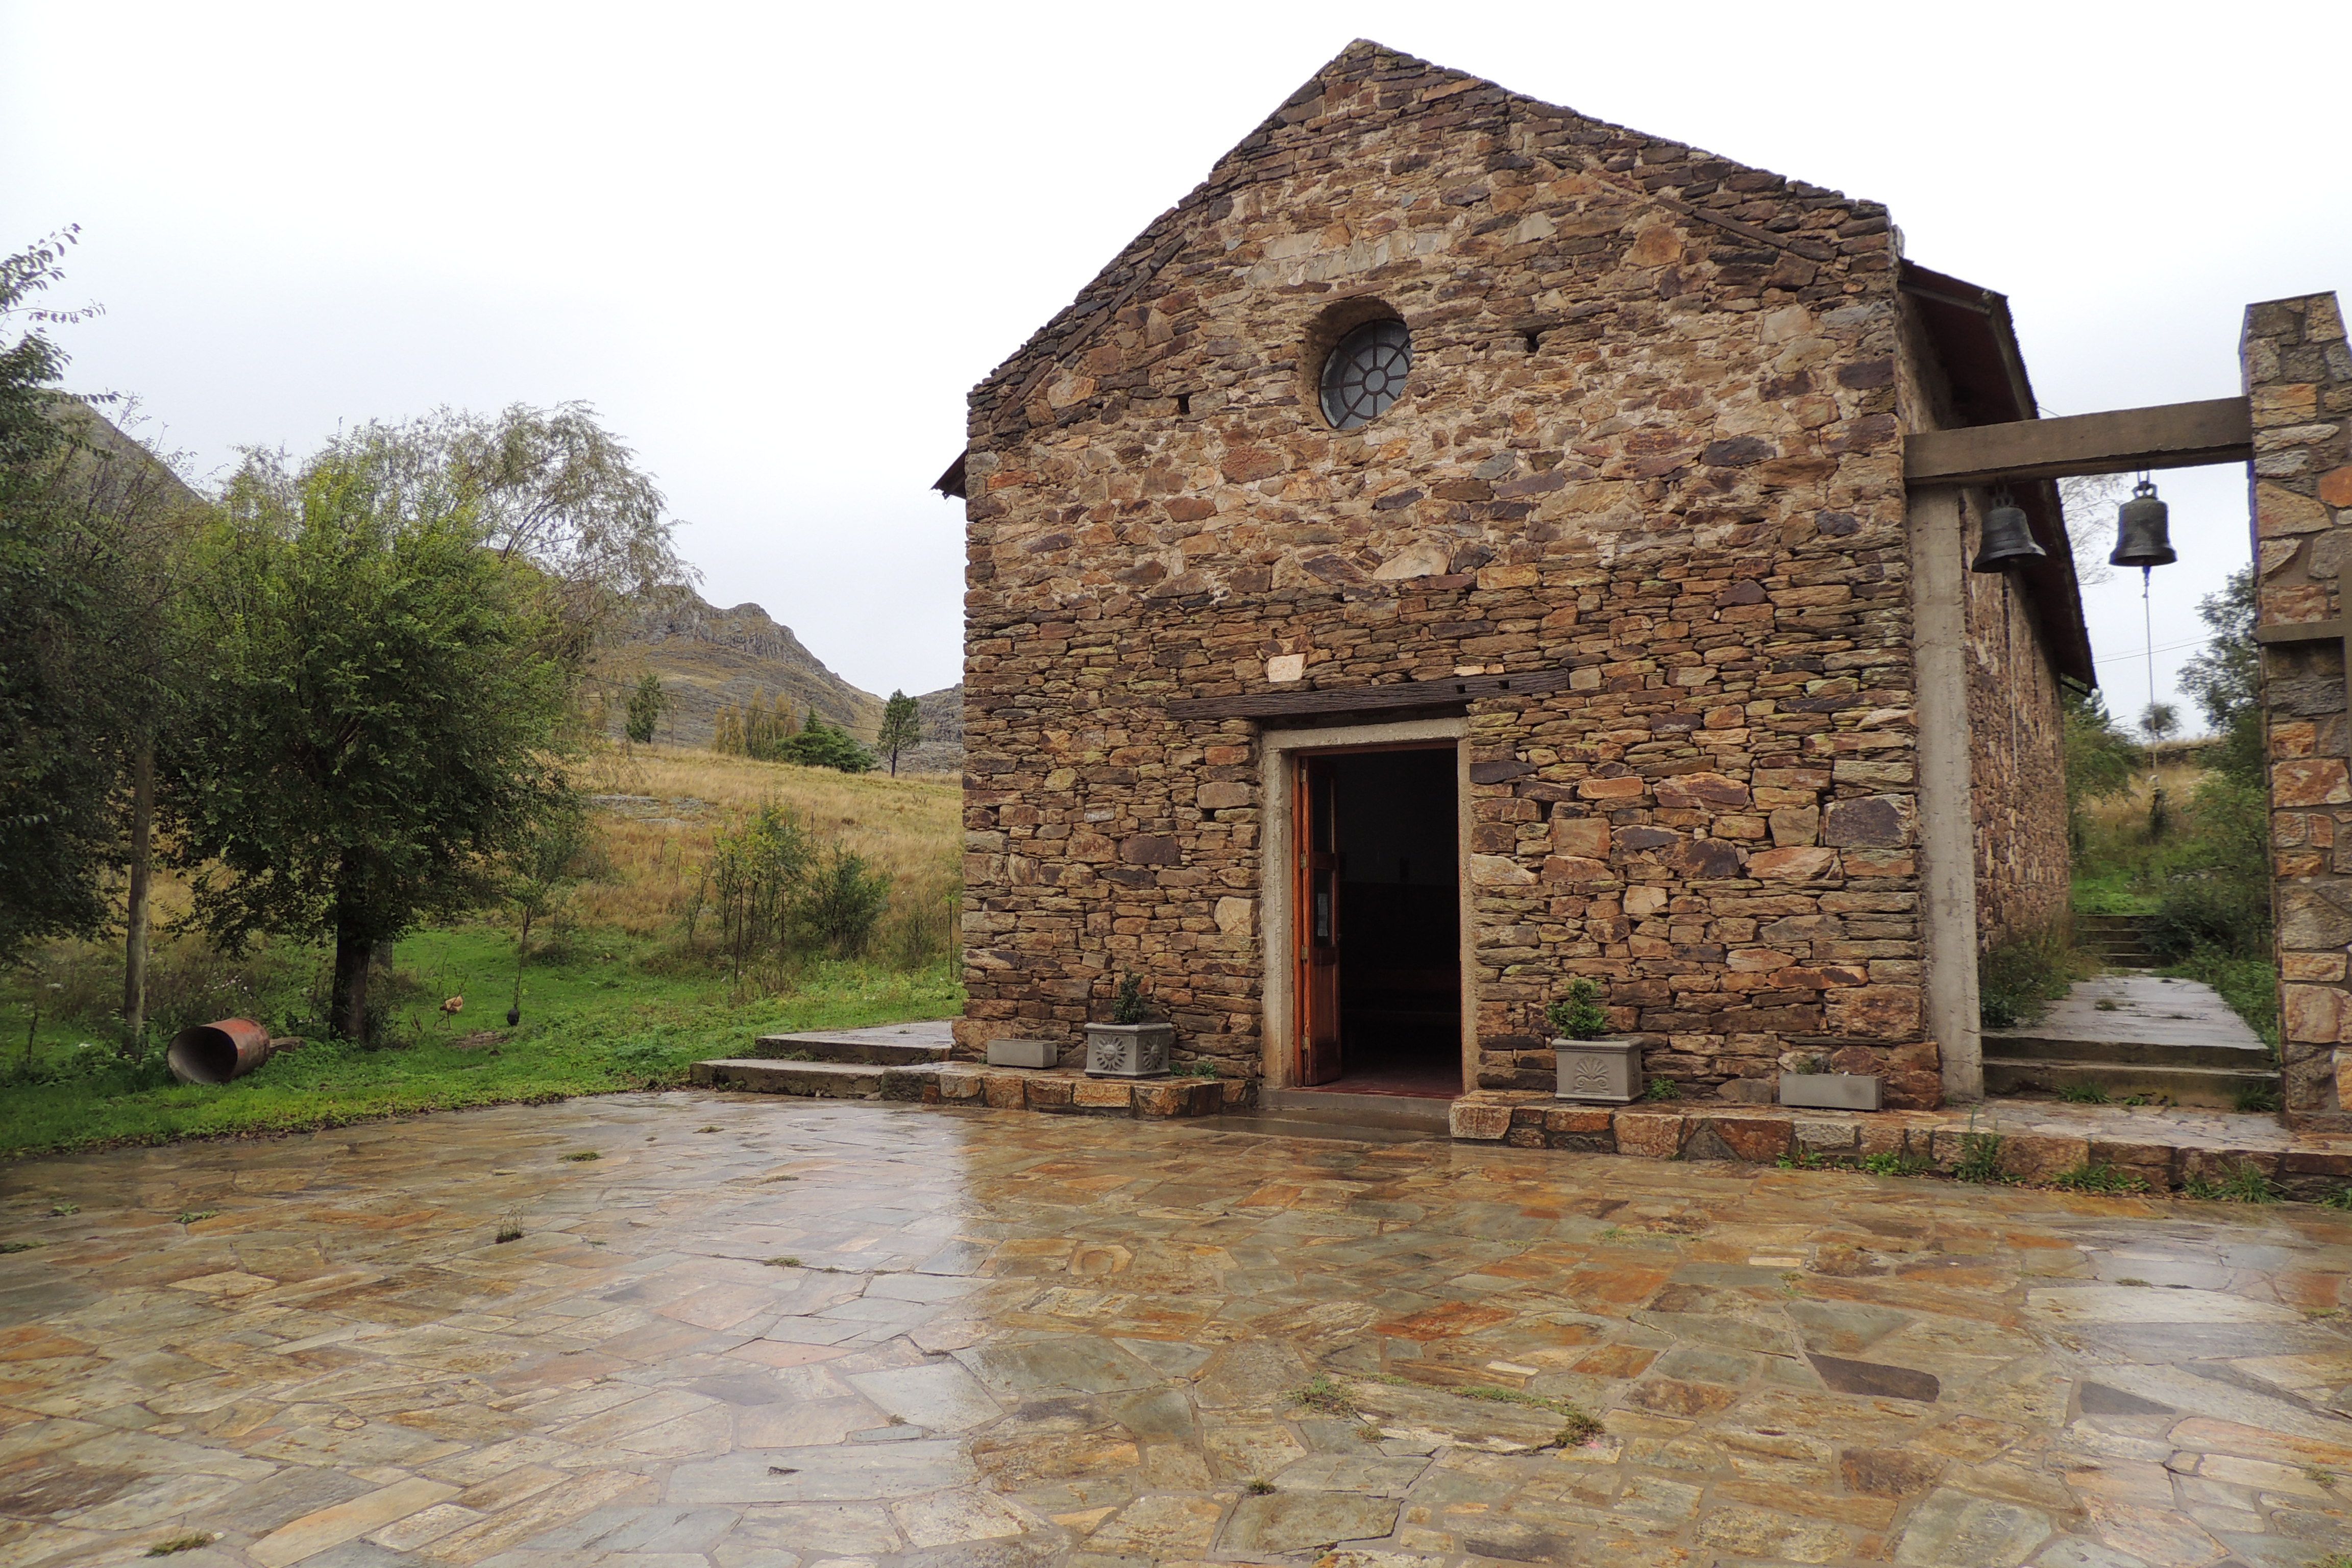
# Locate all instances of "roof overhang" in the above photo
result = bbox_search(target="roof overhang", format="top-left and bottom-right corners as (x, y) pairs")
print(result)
(1899, 260), (2097, 689)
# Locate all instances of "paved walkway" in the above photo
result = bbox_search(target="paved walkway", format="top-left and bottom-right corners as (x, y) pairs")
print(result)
(2013, 974), (2270, 1054)
(2, 1095), (2349, 1565)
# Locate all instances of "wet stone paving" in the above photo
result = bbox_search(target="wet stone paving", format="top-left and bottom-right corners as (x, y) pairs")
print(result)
(2, 1096), (2350, 1567)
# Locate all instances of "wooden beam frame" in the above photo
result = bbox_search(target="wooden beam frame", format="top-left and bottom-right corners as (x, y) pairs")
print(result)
(1166, 668), (1577, 722)
(1903, 396), (2252, 487)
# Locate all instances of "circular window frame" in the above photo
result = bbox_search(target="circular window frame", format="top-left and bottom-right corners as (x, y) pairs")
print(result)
(1302, 299), (1411, 433)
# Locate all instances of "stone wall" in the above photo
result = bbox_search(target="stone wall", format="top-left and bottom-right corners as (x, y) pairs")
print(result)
(2246, 291), (2352, 1131)
(1964, 555), (2070, 946)
(958, 43), (1989, 1109)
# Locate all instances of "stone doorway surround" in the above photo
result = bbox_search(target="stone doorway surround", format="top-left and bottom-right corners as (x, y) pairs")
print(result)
(1256, 717), (1472, 1093)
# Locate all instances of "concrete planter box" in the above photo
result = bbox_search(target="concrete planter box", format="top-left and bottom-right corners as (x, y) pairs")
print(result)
(1084, 1022), (1172, 1079)
(986, 1038), (1058, 1069)
(1555, 1037), (1641, 1103)
(1778, 1072), (1882, 1111)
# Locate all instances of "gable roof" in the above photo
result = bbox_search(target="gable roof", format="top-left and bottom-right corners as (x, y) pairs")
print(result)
(1899, 261), (2095, 687)
(941, 37), (1893, 476)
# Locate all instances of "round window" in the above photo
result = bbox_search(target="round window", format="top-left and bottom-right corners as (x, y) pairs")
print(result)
(1318, 318), (1412, 430)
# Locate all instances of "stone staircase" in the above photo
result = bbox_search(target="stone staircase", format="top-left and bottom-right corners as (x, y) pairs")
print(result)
(1983, 974), (2278, 1109)
(2075, 914), (2159, 970)
(692, 1020), (952, 1099)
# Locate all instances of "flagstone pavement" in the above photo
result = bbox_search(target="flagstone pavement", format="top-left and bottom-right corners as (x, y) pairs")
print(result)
(2, 1093), (2349, 1567)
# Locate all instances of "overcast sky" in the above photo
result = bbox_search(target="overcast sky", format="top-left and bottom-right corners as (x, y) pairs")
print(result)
(5, 3), (2346, 716)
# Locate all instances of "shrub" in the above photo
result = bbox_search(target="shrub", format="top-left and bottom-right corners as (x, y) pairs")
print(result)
(1979, 926), (2087, 1030)
(1546, 977), (1610, 1041)
(1110, 973), (1150, 1025)
(794, 846), (891, 957)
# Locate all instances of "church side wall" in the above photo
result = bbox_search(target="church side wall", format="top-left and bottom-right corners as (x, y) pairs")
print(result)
(957, 47), (1941, 1107)
(1963, 568), (2070, 946)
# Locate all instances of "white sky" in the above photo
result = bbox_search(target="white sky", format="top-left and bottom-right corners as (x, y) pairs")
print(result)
(5, 2), (2346, 715)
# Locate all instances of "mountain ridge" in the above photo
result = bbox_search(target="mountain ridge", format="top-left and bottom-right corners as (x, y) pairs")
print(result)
(592, 587), (962, 774)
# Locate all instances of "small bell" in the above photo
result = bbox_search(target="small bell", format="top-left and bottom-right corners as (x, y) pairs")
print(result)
(2109, 479), (2177, 569)
(1971, 491), (2047, 572)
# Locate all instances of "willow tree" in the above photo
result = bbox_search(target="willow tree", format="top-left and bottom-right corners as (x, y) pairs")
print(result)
(164, 408), (682, 1038)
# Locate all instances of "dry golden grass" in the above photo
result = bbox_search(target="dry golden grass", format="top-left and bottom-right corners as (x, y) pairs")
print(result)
(570, 743), (960, 940)
(2080, 752), (2213, 834)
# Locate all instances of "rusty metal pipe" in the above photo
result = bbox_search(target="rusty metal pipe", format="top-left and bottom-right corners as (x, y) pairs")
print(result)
(166, 1018), (274, 1085)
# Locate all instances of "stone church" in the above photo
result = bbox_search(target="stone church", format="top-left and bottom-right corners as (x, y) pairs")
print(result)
(937, 40), (2089, 1111)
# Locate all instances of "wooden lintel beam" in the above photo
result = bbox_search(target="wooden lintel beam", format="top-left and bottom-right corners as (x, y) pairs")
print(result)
(1167, 667), (1576, 721)
(1903, 396), (2252, 487)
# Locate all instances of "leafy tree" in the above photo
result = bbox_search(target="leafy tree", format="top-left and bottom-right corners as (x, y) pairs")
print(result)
(774, 714), (876, 773)
(2062, 689), (2137, 852)
(2179, 567), (2261, 786)
(163, 436), (574, 1040)
(624, 669), (667, 745)
(877, 690), (921, 776)
(0, 231), (192, 974)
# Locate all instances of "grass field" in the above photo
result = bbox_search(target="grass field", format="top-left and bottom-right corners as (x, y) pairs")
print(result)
(1, 745), (962, 1160)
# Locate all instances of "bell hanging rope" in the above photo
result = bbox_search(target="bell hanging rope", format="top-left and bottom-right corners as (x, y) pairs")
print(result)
(2109, 478), (2178, 569)
(1970, 488), (2047, 572)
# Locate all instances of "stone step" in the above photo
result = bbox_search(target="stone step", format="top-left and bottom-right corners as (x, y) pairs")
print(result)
(1983, 1058), (2277, 1110)
(752, 1034), (950, 1066)
(1983, 1031), (2271, 1068)
(692, 1059), (940, 1099)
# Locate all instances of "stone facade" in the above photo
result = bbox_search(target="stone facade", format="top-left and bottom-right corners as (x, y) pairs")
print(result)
(952, 42), (2081, 1111)
(1963, 547), (2071, 944)
(2246, 291), (2352, 1131)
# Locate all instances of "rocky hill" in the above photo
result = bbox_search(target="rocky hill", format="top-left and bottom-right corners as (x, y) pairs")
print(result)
(592, 588), (962, 774)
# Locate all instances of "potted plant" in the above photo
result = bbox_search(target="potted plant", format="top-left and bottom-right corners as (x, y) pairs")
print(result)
(1551, 978), (1639, 1103)
(1776, 1051), (1882, 1111)
(1085, 973), (1172, 1079)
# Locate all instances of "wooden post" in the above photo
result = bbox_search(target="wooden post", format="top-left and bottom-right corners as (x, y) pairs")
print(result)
(121, 740), (154, 1054)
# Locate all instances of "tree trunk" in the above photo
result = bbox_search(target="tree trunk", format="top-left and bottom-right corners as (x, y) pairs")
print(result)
(333, 928), (375, 1041)
(121, 741), (154, 1052)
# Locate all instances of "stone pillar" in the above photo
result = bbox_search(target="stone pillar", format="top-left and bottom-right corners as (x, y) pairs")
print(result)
(2244, 291), (2352, 1131)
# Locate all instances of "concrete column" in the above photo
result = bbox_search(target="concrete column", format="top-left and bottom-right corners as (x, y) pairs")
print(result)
(1909, 484), (1983, 1102)
(2245, 292), (2352, 1132)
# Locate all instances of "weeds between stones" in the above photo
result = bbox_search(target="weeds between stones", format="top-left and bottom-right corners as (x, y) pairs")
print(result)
(1245, 1478), (1275, 1494)
(1775, 1145), (1821, 1171)
(2117, 1278), (2152, 1286)
(2058, 1083), (2111, 1104)
(764, 1256), (802, 1268)
(695, 1125), (721, 1133)
(145, 1535), (214, 1556)
(1954, 1124), (2009, 1185)
(494, 1213), (523, 1243)
(2304, 1464), (2337, 1492)
(2095, 998), (2121, 1011)
(2184, 1162), (2276, 1203)
(1860, 1150), (1932, 1178)
(1643, 1077), (1681, 1101)
(175, 1209), (216, 1225)
(1286, 1375), (1357, 1416)
(2050, 1163), (2149, 1195)
(561, 1150), (599, 1162)
(2235, 1082), (2281, 1113)
(2322, 1187), (2352, 1211)
(48, 1202), (76, 1216)
(0, 1239), (40, 1253)
(1551, 1408), (1605, 1448)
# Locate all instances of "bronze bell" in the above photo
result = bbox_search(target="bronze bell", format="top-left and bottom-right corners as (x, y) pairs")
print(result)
(2109, 479), (2177, 569)
(1971, 492), (2047, 572)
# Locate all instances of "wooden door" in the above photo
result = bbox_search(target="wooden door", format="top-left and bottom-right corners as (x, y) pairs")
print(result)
(1296, 755), (1342, 1085)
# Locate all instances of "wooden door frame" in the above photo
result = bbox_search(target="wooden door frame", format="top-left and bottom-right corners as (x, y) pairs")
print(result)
(1257, 717), (1471, 1094)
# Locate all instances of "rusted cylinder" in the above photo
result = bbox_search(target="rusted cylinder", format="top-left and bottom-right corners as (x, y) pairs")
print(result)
(167, 1019), (274, 1085)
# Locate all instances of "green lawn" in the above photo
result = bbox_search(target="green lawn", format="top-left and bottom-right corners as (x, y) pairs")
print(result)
(1, 925), (959, 1160)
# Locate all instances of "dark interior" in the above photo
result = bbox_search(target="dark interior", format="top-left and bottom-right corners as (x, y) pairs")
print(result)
(1332, 748), (1460, 1095)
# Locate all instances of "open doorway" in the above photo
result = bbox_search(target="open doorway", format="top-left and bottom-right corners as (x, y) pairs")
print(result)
(1295, 746), (1461, 1097)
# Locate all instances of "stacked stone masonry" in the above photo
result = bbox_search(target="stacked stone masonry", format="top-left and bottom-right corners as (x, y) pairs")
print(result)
(954, 42), (2078, 1111)
(2248, 291), (2352, 1130)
